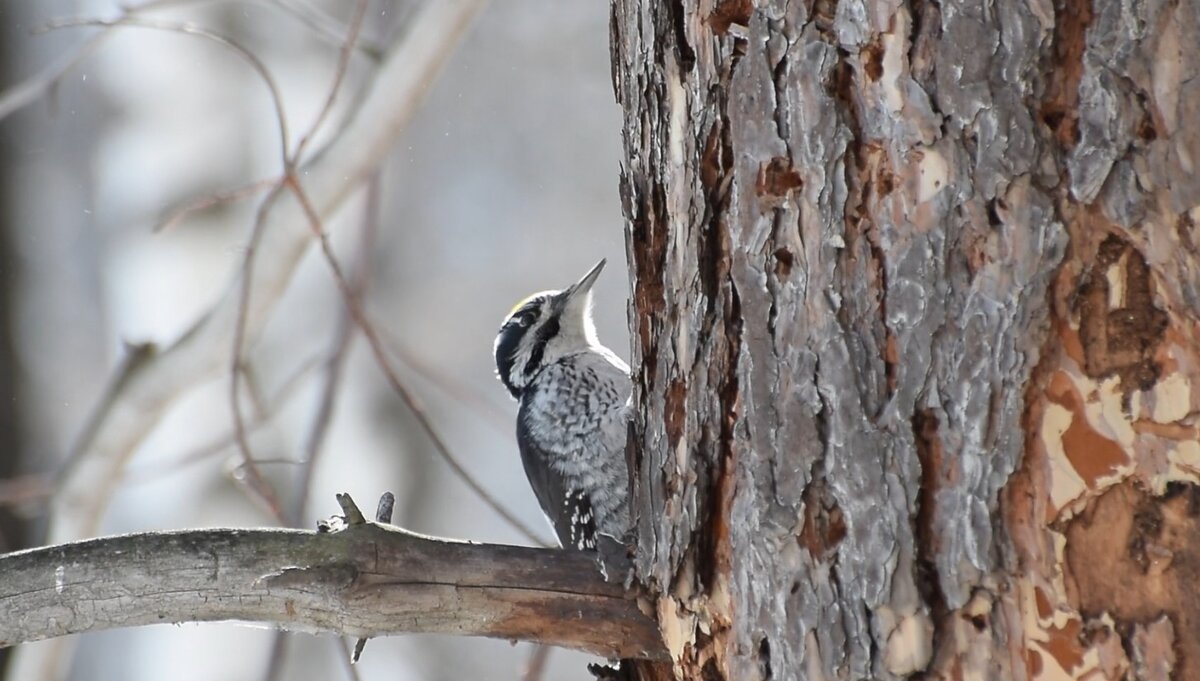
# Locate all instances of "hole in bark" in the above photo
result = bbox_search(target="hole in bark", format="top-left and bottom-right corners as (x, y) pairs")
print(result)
(987, 199), (1003, 227)
(756, 157), (804, 200)
(1164, 481), (1200, 516)
(628, 177), (668, 390)
(963, 612), (988, 631)
(877, 166), (896, 195)
(774, 248), (794, 278)
(1074, 235), (1168, 396)
(1066, 480), (1200, 680)
(912, 410), (948, 618)
(1039, 107), (1079, 148)
(1137, 115), (1158, 142)
(1038, 0), (1093, 149)
(667, 0), (697, 71)
(829, 51), (855, 112)
(862, 41), (884, 81)
(1133, 92), (1159, 142)
(758, 638), (774, 680)
(664, 378), (688, 448)
(1095, 234), (1126, 266)
(798, 468), (846, 558)
(698, 120), (733, 319)
(701, 658), (723, 681)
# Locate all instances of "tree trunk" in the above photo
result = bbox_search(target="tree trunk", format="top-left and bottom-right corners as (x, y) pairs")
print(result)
(611, 0), (1200, 679)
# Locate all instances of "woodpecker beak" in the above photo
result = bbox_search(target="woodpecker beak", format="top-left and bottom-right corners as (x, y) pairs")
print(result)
(561, 258), (606, 303)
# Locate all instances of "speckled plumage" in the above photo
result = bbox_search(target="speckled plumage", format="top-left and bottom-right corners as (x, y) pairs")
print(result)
(494, 261), (632, 551)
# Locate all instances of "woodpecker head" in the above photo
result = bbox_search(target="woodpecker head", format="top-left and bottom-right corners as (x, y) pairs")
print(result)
(494, 259), (607, 399)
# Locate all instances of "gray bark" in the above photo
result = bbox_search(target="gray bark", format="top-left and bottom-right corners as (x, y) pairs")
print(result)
(611, 0), (1199, 679)
(0, 520), (665, 661)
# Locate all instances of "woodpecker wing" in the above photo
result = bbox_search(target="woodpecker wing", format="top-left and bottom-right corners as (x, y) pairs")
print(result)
(516, 401), (597, 551)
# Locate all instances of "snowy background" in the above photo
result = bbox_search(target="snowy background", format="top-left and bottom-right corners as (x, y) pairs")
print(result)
(0, 1), (628, 679)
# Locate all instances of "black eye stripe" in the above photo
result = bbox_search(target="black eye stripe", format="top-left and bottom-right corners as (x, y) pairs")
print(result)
(494, 295), (553, 398)
(494, 323), (527, 398)
(524, 315), (560, 376)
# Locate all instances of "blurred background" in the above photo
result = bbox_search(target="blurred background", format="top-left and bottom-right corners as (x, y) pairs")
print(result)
(0, 0), (627, 679)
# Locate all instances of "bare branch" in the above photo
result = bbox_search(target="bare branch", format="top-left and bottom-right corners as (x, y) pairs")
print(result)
(290, 0), (368, 164)
(154, 177), (276, 233)
(0, 521), (666, 661)
(125, 0), (387, 58)
(41, 15), (292, 158)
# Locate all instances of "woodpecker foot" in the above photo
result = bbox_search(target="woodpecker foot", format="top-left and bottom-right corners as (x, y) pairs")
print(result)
(587, 662), (622, 680)
(595, 534), (635, 586)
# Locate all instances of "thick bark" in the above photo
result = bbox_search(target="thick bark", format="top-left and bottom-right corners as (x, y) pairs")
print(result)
(612, 0), (1199, 679)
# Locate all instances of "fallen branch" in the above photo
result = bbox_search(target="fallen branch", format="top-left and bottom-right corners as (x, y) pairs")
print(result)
(0, 495), (665, 661)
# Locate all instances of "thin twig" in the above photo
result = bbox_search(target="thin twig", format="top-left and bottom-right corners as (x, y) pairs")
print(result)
(123, 0), (385, 58)
(523, 645), (553, 681)
(290, 0), (368, 164)
(124, 353), (324, 485)
(0, 34), (107, 123)
(261, 7), (371, 676)
(375, 492), (395, 524)
(337, 638), (364, 681)
(379, 326), (513, 434)
(40, 16), (291, 160)
(0, 352), (319, 510)
(285, 270), (356, 522)
(154, 177), (277, 233)
(263, 0), (383, 60)
(260, 636), (290, 681)
(285, 175), (549, 545)
(286, 0), (373, 527)
(232, 0), (370, 528)
(229, 184), (289, 520)
(0, 475), (55, 509)
(289, 176), (378, 526)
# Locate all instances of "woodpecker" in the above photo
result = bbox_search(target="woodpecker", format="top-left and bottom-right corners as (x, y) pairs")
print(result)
(493, 259), (631, 551)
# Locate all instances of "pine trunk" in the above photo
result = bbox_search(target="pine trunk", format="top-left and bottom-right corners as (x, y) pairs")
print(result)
(611, 1), (1200, 679)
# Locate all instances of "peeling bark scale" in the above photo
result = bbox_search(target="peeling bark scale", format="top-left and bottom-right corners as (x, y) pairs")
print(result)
(611, 1), (1200, 680)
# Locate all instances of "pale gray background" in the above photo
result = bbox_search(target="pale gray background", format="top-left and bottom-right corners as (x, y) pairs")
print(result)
(0, 1), (628, 679)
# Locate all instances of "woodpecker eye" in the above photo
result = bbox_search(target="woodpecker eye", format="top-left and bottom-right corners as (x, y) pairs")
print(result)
(506, 294), (548, 329)
(506, 311), (534, 331)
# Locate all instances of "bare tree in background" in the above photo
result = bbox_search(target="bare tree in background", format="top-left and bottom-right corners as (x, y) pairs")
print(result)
(613, 0), (1200, 679)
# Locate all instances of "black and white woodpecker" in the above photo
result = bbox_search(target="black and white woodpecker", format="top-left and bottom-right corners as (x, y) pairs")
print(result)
(493, 259), (631, 551)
